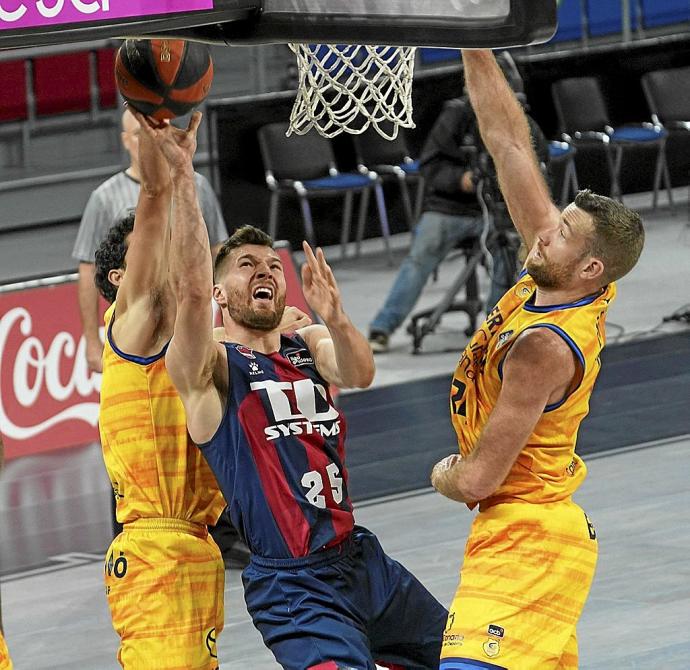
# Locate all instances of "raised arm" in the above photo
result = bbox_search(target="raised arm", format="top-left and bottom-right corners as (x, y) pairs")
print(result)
(137, 113), (226, 444)
(297, 243), (374, 389)
(461, 50), (560, 248)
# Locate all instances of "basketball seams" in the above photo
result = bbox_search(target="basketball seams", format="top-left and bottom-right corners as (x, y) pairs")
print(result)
(116, 39), (213, 121)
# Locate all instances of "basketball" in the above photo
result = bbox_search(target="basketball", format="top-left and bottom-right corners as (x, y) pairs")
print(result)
(115, 39), (213, 121)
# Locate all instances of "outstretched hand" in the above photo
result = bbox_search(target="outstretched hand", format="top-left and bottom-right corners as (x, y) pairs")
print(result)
(130, 107), (201, 172)
(300, 242), (344, 327)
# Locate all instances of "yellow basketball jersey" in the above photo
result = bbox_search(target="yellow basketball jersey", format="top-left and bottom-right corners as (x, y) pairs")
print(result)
(99, 303), (225, 525)
(451, 271), (616, 509)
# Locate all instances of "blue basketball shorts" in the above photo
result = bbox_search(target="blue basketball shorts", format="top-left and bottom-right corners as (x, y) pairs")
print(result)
(242, 526), (448, 670)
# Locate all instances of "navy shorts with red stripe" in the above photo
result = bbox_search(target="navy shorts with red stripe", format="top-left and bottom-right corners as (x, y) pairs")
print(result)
(242, 526), (448, 670)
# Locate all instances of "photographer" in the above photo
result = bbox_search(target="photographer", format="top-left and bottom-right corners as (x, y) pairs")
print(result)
(369, 55), (548, 353)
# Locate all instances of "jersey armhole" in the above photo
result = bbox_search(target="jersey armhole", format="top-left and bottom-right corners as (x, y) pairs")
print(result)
(197, 343), (234, 450)
(497, 323), (585, 412)
(107, 309), (169, 365)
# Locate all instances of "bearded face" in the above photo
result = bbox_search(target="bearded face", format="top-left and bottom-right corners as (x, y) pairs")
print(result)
(225, 283), (286, 331)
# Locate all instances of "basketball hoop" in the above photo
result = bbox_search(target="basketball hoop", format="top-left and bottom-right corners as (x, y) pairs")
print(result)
(287, 43), (417, 140)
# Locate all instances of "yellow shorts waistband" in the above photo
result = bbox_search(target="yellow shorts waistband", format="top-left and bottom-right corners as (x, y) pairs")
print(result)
(124, 517), (208, 538)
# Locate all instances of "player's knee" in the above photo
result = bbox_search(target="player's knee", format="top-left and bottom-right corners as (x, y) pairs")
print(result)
(440, 658), (506, 670)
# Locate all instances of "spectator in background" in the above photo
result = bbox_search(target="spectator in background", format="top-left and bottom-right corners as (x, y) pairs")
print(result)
(72, 108), (227, 374)
(368, 53), (548, 353)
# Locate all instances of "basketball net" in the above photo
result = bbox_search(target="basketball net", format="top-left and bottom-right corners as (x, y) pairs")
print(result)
(287, 43), (417, 140)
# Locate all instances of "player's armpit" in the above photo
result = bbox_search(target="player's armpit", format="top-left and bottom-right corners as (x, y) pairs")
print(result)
(443, 329), (576, 503)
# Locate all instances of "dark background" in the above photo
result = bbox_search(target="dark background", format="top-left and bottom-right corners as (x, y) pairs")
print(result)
(209, 35), (690, 248)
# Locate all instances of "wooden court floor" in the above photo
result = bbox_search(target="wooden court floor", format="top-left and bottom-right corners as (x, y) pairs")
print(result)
(2, 435), (688, 669)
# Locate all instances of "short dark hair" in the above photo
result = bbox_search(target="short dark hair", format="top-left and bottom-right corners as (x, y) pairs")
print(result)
(94, 212), (135, 303)
(574, 190), (645, 284)
(214, 225), (274, 281)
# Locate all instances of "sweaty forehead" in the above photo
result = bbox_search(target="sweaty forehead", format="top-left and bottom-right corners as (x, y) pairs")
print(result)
(562, 203), (594, 236)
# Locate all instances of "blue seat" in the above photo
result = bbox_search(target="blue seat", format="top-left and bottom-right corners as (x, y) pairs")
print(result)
(639, 0), (690, 28)
(419, 48), (460, 65)
(552, 0), (584, 42)
(548, 140), (580, 206)
(586, 0), (637, 37)
(258, 122), (393, 262)
(352, 127), (425, 237)
(552, 76), (673, 209)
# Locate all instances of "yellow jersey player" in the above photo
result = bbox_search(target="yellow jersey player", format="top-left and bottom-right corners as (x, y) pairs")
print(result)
(432, 51), (645, 670)
(0, 433), (13, 670)
(95, 111), (226, 670)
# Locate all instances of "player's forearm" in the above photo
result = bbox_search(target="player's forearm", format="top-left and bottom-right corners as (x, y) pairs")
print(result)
(169, 167), (213, 302)
(77, 264), (102, 344)
(462, 50), (532, 164)
(325, 314), (375, 388)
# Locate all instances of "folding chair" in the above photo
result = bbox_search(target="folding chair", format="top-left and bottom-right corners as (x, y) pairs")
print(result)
(548, 140), (580, 206)
(352, 127), (424, 231)
(258, 122), (393, 262)
(552, 76), (673, 209)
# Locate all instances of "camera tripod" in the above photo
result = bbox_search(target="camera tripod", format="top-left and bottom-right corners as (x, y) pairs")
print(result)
(407, 194), (521, 354)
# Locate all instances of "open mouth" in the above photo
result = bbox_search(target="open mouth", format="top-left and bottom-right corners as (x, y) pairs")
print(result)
(252, 286), (274, 302)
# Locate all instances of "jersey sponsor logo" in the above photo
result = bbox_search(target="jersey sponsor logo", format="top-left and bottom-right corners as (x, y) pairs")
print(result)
(442, 631), (464, 648)
(456, 304), (504, 383)
(248, 361), (264, 376)
(496, 330), (514, 350)
(488, 624), (504, 638)
(235, 345), (256, 359)
(205, 628), (218, 658)
(250, 379), (341, 442)
(482, 638), (501, 658)
(286, 349), (314, 367)
(104, 550), (128, 579)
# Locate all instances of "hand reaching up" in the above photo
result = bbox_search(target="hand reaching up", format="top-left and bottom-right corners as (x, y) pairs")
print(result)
(300, 242), (345, 328)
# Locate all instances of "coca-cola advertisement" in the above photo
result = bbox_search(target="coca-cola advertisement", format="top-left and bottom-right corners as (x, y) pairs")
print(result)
(0, 278), (102, 460)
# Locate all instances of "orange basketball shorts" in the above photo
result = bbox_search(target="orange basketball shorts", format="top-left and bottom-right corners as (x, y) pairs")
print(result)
(104, 518), (225, 670)
(440, 499), (598, 670)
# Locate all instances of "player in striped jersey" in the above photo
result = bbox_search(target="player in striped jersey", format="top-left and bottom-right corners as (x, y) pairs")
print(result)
(95, 111), (226, 669)
(432, 51), (645, 670)
(139, 113), (448, 669)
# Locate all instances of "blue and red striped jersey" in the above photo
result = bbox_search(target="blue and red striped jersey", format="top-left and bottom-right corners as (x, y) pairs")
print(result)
(199, 334), (355, 559)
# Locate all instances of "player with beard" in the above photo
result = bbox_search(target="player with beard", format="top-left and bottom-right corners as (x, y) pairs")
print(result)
(140, 115), (448, 669)
(431, 50), (645, 670)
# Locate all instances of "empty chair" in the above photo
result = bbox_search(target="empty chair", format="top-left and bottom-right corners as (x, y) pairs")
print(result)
(642, 66), (690, 218)
(638, 0), (690, 29)
(641, 66), (690, 130)
(552, 76), (673, 209)
(352, 128), (424, 230)
(32, 52), (92, 118)
(548, 141), (580, 206)
(258, 122), (392, 262)
(552, 0), (585, 43)
(586, 0), (637, 37)
(0, 59), (30, 165)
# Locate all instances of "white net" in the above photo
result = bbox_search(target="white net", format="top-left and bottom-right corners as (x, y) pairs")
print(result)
(287, 43), (417, 140)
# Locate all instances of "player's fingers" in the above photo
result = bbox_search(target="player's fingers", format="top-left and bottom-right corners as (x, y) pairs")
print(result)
(302, 241), (319, 272)
(315, 247), (330, 277)
(188, 111), (203, 134)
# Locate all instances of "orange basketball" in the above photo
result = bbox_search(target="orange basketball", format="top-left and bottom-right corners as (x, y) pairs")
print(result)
(115, 39), (213, 121)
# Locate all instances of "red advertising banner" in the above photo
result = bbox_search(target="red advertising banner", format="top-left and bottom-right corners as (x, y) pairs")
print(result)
(0, 278), (102, 461)
(0, 246), (314, 461)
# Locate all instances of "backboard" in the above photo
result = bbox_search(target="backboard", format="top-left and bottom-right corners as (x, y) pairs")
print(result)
(0, 0), (557, 50)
